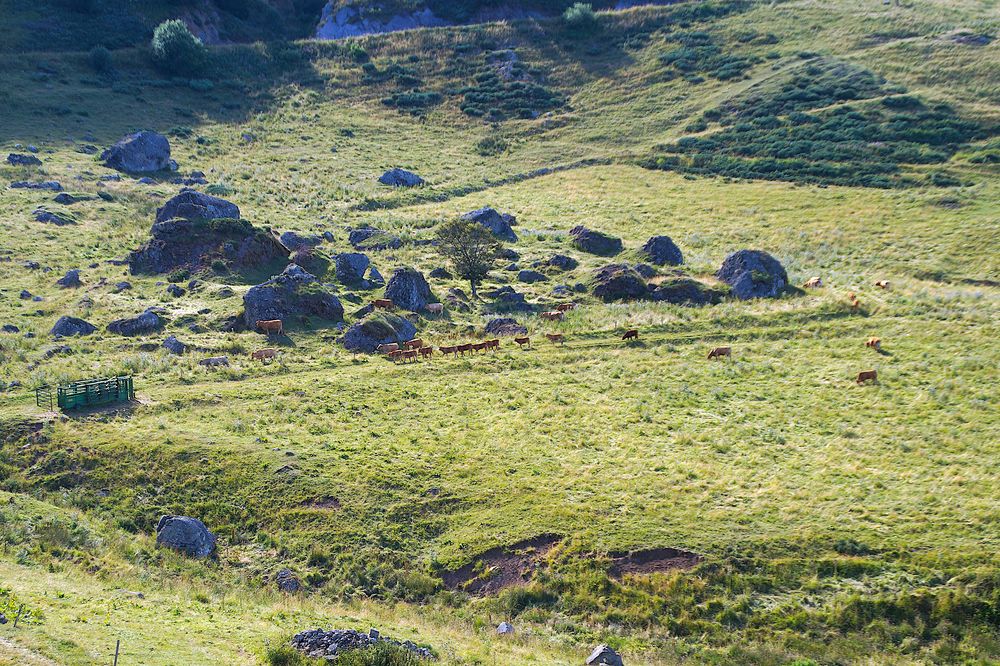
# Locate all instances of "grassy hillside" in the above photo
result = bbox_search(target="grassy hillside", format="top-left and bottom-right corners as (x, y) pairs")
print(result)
(0, 1), (998, 664)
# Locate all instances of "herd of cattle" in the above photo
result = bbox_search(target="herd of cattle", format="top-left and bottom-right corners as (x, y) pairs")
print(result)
(243, 278), (888, 384)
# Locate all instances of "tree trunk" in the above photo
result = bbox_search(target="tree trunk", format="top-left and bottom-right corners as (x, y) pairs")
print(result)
(470, 280), (479, 299)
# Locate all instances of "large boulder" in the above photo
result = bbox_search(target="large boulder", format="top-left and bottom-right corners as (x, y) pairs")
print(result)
(642, 236), (683, 266)
(461, 207), (518, 242)
(155, 190), (240, 225)
(130, 218), (288, 275)
(586, 644), (624, 666)
(162, 335), (187, 355)
(335, 253), (371, 285)
(8, 153), (42, 167)
(108, 309), (163, 336)
(649, 278), (723, 305)
(56, 269), (82, 288)
(243, 264), (344, 326)
(155, 515), (216, 558)
(716, 249), (788, 300)
(101, 131), (176, 173)
(570, 226), (623, 257)
(485, 317), (527, 336)
(50, 316), (95, 337)
(486, 285), (532, 312)
(341, 313), (417, 352)
(592, 264), (647, 302)
(384, 268), (432, 312)
(379, 168), (424, 187)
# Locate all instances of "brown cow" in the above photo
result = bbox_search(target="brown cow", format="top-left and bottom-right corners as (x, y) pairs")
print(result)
(402, 349), (419, 363)
(373, 299), (395, 310)
(256, 319), (283, 336)
(622, 329), (639, 341)
(251, 348), (278, 363)
(803, 277), (823, 288)
(388, 350), (404, 363)
(856, 369), (878, 384)
(707, 346), (732, 360)
(556, 303), (576, 312)
(875, 280), (890, 289)
(376, 343), (400, 354)
(457, 343), (473, 356)
(545, 333), (565, 345)
(426, 303), (444, 315)
(866, 337), (882, 350)
(847, 291), (856, 301)
(419, 346), (433, 359)
(514, 337), (531, 349)
(851, 298), (861, 311)
(485, 339), (500, 351)
(403, 338), (423, 350)
(472, 342), (488, 353)
(540, 311), (565, 322)
(439, 345), (457, 356)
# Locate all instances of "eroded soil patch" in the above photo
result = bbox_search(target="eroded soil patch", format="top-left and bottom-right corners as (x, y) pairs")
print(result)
(607, 547), (702, 578)
(442, 534), (561, 595)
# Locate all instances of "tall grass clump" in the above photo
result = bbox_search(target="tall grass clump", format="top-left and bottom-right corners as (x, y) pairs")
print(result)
(563, 3), (600, 35)
(151, 20), (207, 75)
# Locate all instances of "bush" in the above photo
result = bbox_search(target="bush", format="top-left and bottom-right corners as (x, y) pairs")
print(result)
(88, 45), (113, 73)
(151, 20), (208, 75)
(563, 3), (599, 34)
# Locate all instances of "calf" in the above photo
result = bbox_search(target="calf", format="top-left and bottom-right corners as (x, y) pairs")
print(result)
(457, 343), (473, 356)
(256, 319), (283, 336)
(540, 310), (565, 322)
(707, 346), (732, 360)
(376, 343), (400, 354)
(556, 303), (576, 312)
(622, 329), (639, 341)
(866, 337), (881, 350)
(856, 369), (878, 384)
(419, 346), (433, 359)
(514, 336), (531, 349)
(875, 280), (890, 289)
(426, 303), (444, 315)
(486, 339), (500, 351)
(403, 338), (423, 350)
(373, 298), (395, 310)
(402, 349), (419, 363)
(251, 348), (278, 363)
(804, 277), (823, 288)
(388, 350), (404, 363)
(545, 333), (565, 345)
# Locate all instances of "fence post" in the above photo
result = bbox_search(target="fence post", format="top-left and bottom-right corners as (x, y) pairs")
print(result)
(113, 639), (120, 666)
(12, 603), (24, 628)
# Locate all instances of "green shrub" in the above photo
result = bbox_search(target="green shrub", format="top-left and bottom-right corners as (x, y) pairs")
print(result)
(476, 133), (510, 156)
(88, 45), (113, 73)
(151, 20), (208, 75)
(563, 3), (599, 35)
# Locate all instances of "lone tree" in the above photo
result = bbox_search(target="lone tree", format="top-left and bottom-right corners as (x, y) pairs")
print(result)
(434, 219), (502, 299)
(151, 19), (207, 75)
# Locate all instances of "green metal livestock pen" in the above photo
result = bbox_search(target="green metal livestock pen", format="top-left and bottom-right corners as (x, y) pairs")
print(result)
(36, 376), (134, 411)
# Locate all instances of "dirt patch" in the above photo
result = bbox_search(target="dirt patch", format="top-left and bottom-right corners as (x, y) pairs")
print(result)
(607, 547), (702, 578)
(442, 534), (561, 595)
(945, 30), (993, 46)
(303, 496), (341, 510)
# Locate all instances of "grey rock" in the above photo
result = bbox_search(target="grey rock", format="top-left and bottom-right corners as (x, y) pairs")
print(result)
(586, 644), (624, 666)
(368, 265), (384, 285)
(499, 248), (520, 261)
(26, 145), (39, 153)
(42, 344), (72, 359)
(518, 269), (548, 283)
(108, 309), (163, 336)
(155, 515), (216, 558)
(384, 267), (433, 311)
(716, 249), (788, 300)
(2, 325), (20, 334)
(335, 252), (370, 285)
(276, 568), (302, 593)
(137, 177), (154, 184)
(50, 316), (95, 337)
(166, 284), (186, 297)
(649, 278), (723, 305)
(199, 356), (230, 367)
(461, 206), (518, 242)
(642, 235), (683, 266)
(243, 264), (344, 327)
(592, 264), (647, 302)
(162, 335), (187, 355)
(101, 131), (176, 173)
(348, 226), (402, 251)
(504, 262), (519, 272)
(7, 153), (42, 167)
(485, 317), (527, 336)
(56, 269), (82, 288)
(155, 190), (239, 225)
(496, 622), (515, 635)
(280, 231), (323, 252)
(34, 207), (76, 225)
(19, 290), (32, 300)
(378, 168), (424, 187)
(341, 313), (417, 353)
(113, 281), (132, 293)
(570, 225), (623, 257)
(429, 267), (451, 279)
(547, 254), (578, 271)
(11, 180), (62, 191)
(634, 263), (657, 278)
(53, 192), (91, 205)
(486, 286), (532, 312)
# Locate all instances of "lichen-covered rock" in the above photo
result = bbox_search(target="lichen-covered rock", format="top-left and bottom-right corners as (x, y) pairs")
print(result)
(591, 264), (647, 302)
(642, 235), (683, 266)
(461, 207), (518, 242)
(243, 264), (344, 327)
(55, 269), (82, 288)
(129, 217), (287, 275)
(570, 225), (623, 257)
(33, 207), (76, 225)
(335, 253), (371, 285)
(280, 231), (323, 252)
(485, 317), (527, 336)
(108, 309), (163, 336)
(162, 335), (187, 355)
(378, 168), (424, 187)
(155, 190), (240, 225)
(341, 313), (418, 353)
(649, 277), (724, 305)
(546, 254), (579, 271)
(50, 316), (96, 337)
(7, 153), (42, 167)
(586, 644), (624, 666)
(155, 515), (216, 558)
(348, 226), (402, 251)
(384, 267), (432, 311)
(101, 131), (176, 173)
(716, 249), (788, 300)
(518, 269), (548, 283)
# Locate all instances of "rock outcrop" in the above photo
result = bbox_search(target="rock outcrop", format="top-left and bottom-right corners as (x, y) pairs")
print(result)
(341, 314), (417, 353)
(592, 264), (647, 302)
(335, 253), (371, 285)
(243, 264), (344, 327)
(291, 628), (433, 661)
(485, 317), (527, 336)
(384, 268), (433, 311)
(155, 190), (240, 225)
(649, 278), (723, 305)
(716, 250), (788, 300)
(378, 168), (424, 187)
(570, 225), (623, 257)
(461, 207), (518, 242)
(642, 235), (683, 266)
(50, 316), (96, 337)
(108, 309), (163, 336)
(101, 131), (176, 173)
(155, 515), (217, 558)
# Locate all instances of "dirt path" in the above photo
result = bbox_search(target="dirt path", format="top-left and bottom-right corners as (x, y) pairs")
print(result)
(0, 637), (59, 666)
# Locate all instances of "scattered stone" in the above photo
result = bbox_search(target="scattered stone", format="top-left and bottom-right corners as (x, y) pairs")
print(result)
(53, 192), (91, 205)
(2, 325), (20, 334)
(335, 252), (371, 285)
(166, 284), (186, 298)
(280, 231), (323, 252)
(42, 344), (72, 359)
(716, 249), (788, 300)
(7, 153), (42, 167)
(137, 177), (155, 184)
(518, 269), (548, 283)
(384, 267), (433, 311)
(276, 568), (302, 593)
(11, 180), (62, 191)
(484, 317), (527, 336)
(486, 285), (531, 312)
(642, 235), (683, 266)
(504, 263), (519, 272)
(496, 622), (515, 635)
(155, 189), (239, 224)
(19, 290), (32, 300)
(97, 191), (114, 202)
(56, 269), (82, 288)
(26, 145), (39, 153)
(108, 309), (163, 336)
(340, 313), (418, 353)
(368, 265), (385, 285)
(499, 248), (520, 261)
(547, 254), (579, 271)
(634, 263), (657, 279)
(99, 174), (122, 182)
(50, 316), (95, 337)
(591, 264), (647, 302)
(586, 644), (624, 666)
(570, 225), (623, 257)
(199, 356), (230, 367)
(155, 515), (217, 558)
(290, 628), (433, 661)
(243, 264), (344, 327)
(378, 168), (424, 187)
(649, 277), (724, 306)
(101, 130), (177, 173)
(461, 207), (518, 242)
(429, 267), (451, 279)
(33, 207), (76, 225)
(162, 335), (187, 355)
(348, 226), (402, 251)
(322, 231), (335, 242)
(113, 281), (132, 293)
(23, 261), (40, 270)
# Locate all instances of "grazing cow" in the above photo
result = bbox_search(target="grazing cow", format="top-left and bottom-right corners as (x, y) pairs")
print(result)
(556, 303), (576, 312)
(486, 339), (500, 351)
(403, 338), (423, 350)
(847, 291), (856, 301)
(707, 346), (732, 360)
(540, 311), (565, 322)
(875, 280), (890, 289)
(804, 277), (823, 288)
(402, 349), (419, 363)
(851, 298), (861, 311)
(199, 356), (230, 367)
(856, 369), (878, 384)
(376, 343), (400, 354)
(545, 333), (565, 345)
(439, 345), (457, 356)
(472, 342), (488, 353)
(388, 350), (404, 363)
(514, 336), (531, 349)
(622, 329), (639, 341)
(866, 337), (881, 350)
(419, 346), (433, 359)
(457, 343), (473, 356)
(426, 303), (444, 315)
(373, 299), (395, 310)
(251, 348), (278, 363)
(256, 319), (283, 336)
